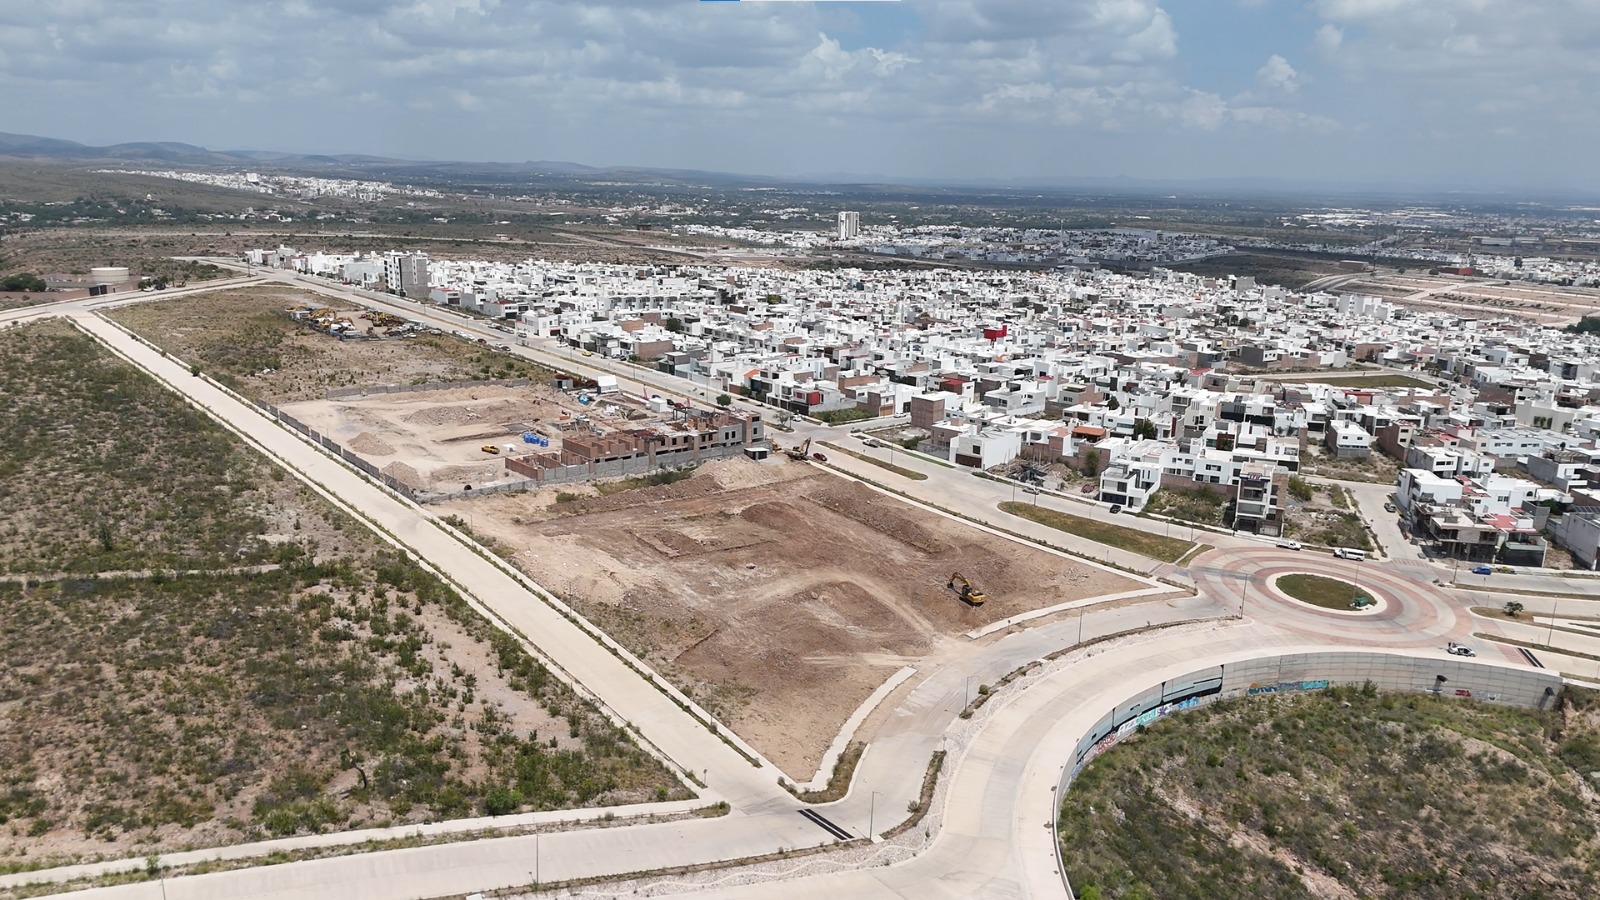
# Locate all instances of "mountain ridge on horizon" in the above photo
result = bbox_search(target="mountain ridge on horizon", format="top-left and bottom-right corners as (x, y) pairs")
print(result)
(0, 130), (1580, 201)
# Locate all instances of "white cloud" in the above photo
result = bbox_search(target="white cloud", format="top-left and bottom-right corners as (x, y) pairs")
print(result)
(1313, 24), (1343, 55)
(1255, 54), (1299, 93)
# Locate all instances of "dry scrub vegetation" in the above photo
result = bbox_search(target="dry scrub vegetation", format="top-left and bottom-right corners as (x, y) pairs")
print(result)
(1060, 685), (1600, 899)
(0, 321), (682, 874)
(107, 286), (559, 403)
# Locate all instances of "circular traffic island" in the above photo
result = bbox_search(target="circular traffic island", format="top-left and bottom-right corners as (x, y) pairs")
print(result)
(1273, 573), (1381, 613)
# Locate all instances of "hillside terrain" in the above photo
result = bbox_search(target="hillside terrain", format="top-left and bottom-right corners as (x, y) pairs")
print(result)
(1060, 685), (1600, 899)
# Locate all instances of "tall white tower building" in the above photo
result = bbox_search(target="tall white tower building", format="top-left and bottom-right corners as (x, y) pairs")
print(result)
(837, 211), (860, 240)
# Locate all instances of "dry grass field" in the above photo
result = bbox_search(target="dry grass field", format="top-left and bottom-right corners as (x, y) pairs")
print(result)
(107, 286), (561, 403)
(1061, 686), (1600, 899)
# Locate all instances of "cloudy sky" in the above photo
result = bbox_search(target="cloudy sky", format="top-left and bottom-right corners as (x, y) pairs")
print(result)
(4, 1), (1597, 189)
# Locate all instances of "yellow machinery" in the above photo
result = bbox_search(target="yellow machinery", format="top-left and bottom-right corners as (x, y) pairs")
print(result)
(948, 572), (988, 606)
(785, 438), (812, 461)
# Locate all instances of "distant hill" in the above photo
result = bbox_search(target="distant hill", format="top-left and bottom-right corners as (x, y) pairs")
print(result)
(0, 131), (785, 189)
(2, 130), (1589, 201)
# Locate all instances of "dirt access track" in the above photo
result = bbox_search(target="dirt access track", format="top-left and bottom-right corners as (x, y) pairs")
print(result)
(439, 458), (1144, 779)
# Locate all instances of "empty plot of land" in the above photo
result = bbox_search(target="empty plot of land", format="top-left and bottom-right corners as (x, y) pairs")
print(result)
(107, 286), (559, 403)
(1338, 272), (1600, 323)
(441, 459), (1141, 779)
(281, 383), (613, 492)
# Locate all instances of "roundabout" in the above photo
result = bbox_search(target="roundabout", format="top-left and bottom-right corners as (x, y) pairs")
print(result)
(1268, 571), (1386, 614)
(1186, 546), (1465, 647)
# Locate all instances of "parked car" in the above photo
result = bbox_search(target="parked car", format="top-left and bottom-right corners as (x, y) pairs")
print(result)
(1383, 501), (1397, 513)
(1080, 484), (1096, 494)
(1108, 504), (1123, 514)
(1446, 642), (1476, 657)
(1471, 565), (1494, 575)
(1275, 540), (1303, 551)
(811, 452), (828, 462)
(1022, 486), (1041, 495)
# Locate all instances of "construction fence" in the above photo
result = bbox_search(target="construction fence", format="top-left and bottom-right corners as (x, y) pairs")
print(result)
(325, 377), (532, 401)
(422, 442), (757, 502)
(253, 399), (419, 500)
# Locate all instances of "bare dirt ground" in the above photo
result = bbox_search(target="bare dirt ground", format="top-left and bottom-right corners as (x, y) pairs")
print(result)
(281, 384), (652, 492)
(439, 458), (1141, 779)
(1337, 271), (1600, 324)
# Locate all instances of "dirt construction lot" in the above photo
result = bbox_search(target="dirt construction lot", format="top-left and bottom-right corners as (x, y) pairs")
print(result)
(281, 383), (608, 493)
(441, 458), (1142, 779)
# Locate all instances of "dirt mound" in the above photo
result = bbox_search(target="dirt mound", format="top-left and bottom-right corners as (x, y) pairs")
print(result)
(699, 457), (783, 491)
(348, 431), (395, 456)
(402, 403), (497, 427)
(381, 461), (424, 488)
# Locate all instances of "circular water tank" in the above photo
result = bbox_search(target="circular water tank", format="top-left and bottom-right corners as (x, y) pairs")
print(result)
(91, 266), (131, 284)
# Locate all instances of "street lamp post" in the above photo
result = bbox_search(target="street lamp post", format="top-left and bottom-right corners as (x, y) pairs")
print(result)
(869, 790), (882, 842)
(1549, 597), (1560, 648)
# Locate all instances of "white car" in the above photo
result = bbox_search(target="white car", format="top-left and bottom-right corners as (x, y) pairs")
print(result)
(1275, 540), (1302, 551)
(1446, 642), (1476, 657)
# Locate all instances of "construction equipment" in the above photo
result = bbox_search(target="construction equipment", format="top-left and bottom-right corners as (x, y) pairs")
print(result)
(785, 438), (812, 461)
(948, 572), (988, 606)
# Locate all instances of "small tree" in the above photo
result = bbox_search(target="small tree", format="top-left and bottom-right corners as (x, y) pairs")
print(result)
(1105, 395), (1120, 411)
(1, 273), (47, 292)
(664, 317), (684, 333)
(1503, 600), (1525, 618)
(1133, 418), (1157, 440)
(716, 393), (732, 408)
(1084, 448), (1101, 478)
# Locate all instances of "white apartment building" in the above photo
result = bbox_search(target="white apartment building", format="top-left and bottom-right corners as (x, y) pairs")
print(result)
(838, 211), (860, 241)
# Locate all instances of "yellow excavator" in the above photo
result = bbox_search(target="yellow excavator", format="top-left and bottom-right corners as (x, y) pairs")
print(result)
(948, 572), (988, 606)
(785, 438), (812, 461)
